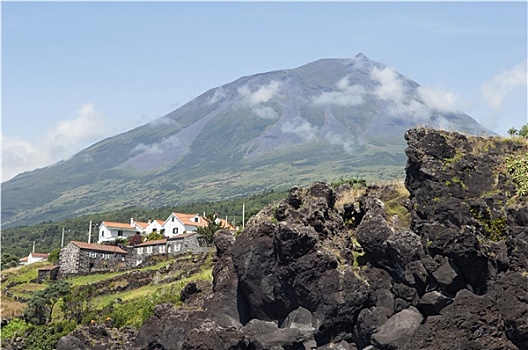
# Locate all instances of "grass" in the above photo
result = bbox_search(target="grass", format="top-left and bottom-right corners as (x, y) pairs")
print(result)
(380, 181), (411, 229)
(3, 261), (49, 285)
(68, 270), (128, 286)
(1, 299), (27, 320)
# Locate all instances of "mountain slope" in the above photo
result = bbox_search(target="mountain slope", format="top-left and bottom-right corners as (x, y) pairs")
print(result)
(1, 53), (491, 228)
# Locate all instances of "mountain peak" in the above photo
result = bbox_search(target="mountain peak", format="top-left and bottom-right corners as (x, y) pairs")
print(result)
(1, 55), (493, 228)
(354, 52), (369, 60)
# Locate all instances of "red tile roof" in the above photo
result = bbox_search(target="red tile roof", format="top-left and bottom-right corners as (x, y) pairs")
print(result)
(30, 252), (49, 258)
(70, 241), (127, 254)
(167, 232), (197, 240)
(19, 257), (28, 262)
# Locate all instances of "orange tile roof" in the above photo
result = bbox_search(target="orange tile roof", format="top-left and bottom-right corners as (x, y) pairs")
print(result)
(102, 221), (138, 231)
(134, 221), (150, 229)
(136, 239), (167, 247)
(172, 213), (236, 231)
(70, 241), (127, 254)
(173, 213), (207, 228)
(19, 257), (28, 262)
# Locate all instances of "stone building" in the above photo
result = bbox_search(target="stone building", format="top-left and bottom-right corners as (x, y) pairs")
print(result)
(59, 241), (128, 276)
(132, 233), (210, 266)
(37, 265), (59, 282)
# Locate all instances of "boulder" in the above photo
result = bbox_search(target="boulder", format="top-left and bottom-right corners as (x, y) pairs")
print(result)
(371, 306), (423, 349)
(56, 335), (87, 350)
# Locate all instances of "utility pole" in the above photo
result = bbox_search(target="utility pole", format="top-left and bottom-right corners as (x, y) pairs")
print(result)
(88, 221), (92, 243)
(242, 203), (245, 229)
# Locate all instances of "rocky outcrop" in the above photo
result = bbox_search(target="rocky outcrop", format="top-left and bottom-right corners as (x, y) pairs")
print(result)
(58, 128), (528, 350)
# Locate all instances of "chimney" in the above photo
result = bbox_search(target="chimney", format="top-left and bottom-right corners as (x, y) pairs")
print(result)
(130, 218), (135, 227)
(32, 241), (35, 253)
(148, 220), (152, 224)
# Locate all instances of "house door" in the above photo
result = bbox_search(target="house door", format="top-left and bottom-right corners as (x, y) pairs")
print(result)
(89, 262), (94, 271)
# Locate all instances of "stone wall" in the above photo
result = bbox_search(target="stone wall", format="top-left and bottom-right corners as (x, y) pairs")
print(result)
(168, 235), (210, 256)
(59, 243), (81, 275)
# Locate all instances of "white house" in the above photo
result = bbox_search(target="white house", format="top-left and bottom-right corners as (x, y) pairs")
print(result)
(146, 220), (165, 235)
(98, 220), (141, 243)
(19, 252), (49, 265)
(162, 212), (206, 238)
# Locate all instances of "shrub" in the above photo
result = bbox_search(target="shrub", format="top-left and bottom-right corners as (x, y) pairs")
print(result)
(1, 318), (30, 341)
(505, 153), (528, 198)
(23, 321), (76, 350)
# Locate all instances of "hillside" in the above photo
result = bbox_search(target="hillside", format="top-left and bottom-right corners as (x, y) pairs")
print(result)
(2, 128), (527, 350)
(1, 53), (492, 228)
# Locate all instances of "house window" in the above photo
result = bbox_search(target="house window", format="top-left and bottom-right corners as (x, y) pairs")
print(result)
(172, 216), (175, 222)
(146, 246), (153, 254)
(118, 230), (123, 237)
(159, 245), (166, 254)
(137, 247), (143, 255)
(88, 252), (97, 258)
(172, 227), (178, 234)
(161, 228), (165, 234)
(174, 242), (182, 252)
(102, 253), (110, 260)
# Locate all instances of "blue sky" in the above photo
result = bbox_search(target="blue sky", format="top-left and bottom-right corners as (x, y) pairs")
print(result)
(2, 1), (527, 181)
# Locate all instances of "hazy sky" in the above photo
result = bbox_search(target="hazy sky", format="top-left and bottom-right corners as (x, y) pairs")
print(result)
(2, 1), (527, 181)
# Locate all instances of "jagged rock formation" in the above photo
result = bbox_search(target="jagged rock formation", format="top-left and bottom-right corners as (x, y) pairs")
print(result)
(59, 128), (528, 350)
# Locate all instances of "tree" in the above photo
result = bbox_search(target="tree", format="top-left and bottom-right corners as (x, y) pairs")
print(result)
(48, 247), (61, 264)
(128, 233), (143, 246)
(507, 127), (518, 136)
(1, 253), (20, 270)
(518, 124), (528, 138)
(61, 285), (95, 324)
(508, 124), (528, 138)
(196, 212), (226, 244)
(145, 231), (165, 241)
(24, 280), (71, 325)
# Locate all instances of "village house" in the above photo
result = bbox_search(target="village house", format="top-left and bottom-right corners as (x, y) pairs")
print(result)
(98, 213), (236, 243)
(98, 219), (142, 243)
(162, 212), (206, 237)
(59, 241), (128, 275)
(19, 252), (49, 265)
(37, 265), (59, 283)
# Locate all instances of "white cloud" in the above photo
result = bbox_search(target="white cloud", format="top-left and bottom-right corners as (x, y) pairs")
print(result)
(371, 66), (407, 102)
(130, 135), (180, 156)
(312, 76), (366, 106)
(238, 81), (281, 106)
(480, 60), (527, 113)
(208, 87), (227, 105)
(253, 106), (279, 120)
(2, 103), (112, 182)
(417, 86), (462, 113)
(324, 132), (359, 155)
(281, 117), (318, 142)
